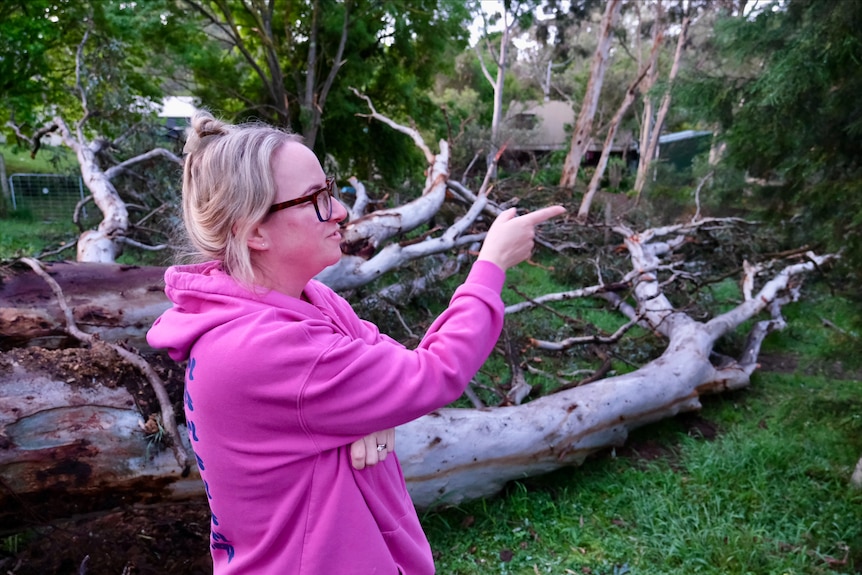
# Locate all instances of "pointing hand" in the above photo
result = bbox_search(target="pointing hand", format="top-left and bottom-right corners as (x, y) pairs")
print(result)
(477, 205), (567, 271)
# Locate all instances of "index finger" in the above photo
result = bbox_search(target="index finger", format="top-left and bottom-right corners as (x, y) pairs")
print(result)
(516, 205), (567, 225)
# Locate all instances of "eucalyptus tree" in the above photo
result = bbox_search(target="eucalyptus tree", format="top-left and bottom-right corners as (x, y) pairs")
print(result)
(1, 0), (200, 262)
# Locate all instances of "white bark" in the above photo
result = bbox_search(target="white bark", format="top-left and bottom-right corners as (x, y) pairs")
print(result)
(0, 223), (835, 515)
(400, 230), (835, 507)
(560, 0), (623, 188)
(853, 456), (862, 487)
(320, 92), (505, 291)
(578, 24), (663, 220)
(39, 116), (181, 264)
(634, 14), (691, 199)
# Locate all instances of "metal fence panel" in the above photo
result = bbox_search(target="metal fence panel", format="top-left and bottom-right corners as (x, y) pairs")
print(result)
(8, 173), (93, 223)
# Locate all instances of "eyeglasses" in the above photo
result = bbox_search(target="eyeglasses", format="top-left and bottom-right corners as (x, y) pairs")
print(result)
(268, 176), (335, 222)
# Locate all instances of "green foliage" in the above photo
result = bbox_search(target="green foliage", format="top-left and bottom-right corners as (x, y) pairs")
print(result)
(0, 1), (201, 138)
(675, 0), (862, 291)
(180, 0), (474, 185)
(0, 143), (77, 175)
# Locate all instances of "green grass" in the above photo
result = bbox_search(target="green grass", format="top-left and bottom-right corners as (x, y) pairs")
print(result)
(413, 259), (862, 574)
(423, 372), (862, 574)
(0, 214), (80, 260)
(1, 142), (81, 234)
(3, 152), (860, 572)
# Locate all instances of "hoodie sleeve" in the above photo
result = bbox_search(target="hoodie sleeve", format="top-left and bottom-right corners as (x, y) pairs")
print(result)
(258, 260), (505, 452)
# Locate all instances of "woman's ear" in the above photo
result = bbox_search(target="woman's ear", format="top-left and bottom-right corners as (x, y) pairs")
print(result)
(244, 223), (269, 252)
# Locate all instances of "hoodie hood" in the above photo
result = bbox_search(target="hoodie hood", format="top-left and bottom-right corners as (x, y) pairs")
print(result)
(147, 261), (317, 362)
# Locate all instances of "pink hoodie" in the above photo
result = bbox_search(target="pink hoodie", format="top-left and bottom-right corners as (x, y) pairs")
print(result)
(146, 259), (505, 574)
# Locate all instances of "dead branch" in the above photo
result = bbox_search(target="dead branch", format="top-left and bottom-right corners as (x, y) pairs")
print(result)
(350, 87), (434, 164)
(531, 315), (642, 351)
(103, 148), (182, 180)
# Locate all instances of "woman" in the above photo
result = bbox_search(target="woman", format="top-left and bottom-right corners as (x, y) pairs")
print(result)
(147, 110), (565, 574)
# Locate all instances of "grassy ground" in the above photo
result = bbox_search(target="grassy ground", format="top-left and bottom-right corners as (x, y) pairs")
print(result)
(423, 372), (862, 574)
(0, 142), (76, 175)
(422, 289), (862, 574)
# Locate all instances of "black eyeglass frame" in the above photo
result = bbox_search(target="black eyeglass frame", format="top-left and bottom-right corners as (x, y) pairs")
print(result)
(268, 176), (335, 222)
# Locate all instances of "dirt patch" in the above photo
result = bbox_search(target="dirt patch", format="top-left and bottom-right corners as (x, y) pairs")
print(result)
(1, 502), (213, 575)
(757, 352), (800, 374)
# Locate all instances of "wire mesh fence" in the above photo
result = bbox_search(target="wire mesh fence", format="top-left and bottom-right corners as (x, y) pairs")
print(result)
(8, 173), (97, 224)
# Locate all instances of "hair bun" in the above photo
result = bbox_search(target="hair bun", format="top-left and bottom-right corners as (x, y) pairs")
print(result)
(184, 110), (230, 155)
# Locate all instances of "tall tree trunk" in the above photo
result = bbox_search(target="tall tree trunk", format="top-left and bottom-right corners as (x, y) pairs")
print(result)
(634, 13), (691, 200)
(302, 0), (351, 149)
(636, 8), (659, 195)
(577, 30), (663, 221)
(559, 0), (623, 189)
(476, 6), (517, 179)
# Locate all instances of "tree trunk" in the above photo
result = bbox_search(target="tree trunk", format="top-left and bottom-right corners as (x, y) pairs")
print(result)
(32, 116), (181, 264)
(475, 6), (516, 179)
(853, 455), (862, 487)
(0, 262), (169, 350)
(559, 0), (622, 188)
(50, 117), (130, 263)
(577, 31), (662, 221)
(633, 14), (691, 200)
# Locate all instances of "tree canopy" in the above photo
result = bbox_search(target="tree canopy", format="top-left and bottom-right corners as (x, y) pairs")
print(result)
(676, 0), (862, 282)
(177, 0), (475, 185)
(0, 0), (198, 138)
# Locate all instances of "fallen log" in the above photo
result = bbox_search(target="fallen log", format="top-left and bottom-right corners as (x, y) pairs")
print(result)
(0, 340), (707, 528)
(0, 250), (829, 528)
(0, 262), (169, 350)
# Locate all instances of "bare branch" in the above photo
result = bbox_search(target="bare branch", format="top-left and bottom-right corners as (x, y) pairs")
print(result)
(531, 315), (643, 351)
(705, 252), (838, 341)
(117, 237), (168, 251)
(349, 87), (434, 164)
(103, 148), (182, 180)
(344, 176), (370, 222)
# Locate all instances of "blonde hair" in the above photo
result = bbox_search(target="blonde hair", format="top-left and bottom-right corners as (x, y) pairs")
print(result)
(180, 110), (302, 287)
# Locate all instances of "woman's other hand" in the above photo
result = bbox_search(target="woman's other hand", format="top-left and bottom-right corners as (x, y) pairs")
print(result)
(477, 206), (567, 271)
(350, 428), (396, 470)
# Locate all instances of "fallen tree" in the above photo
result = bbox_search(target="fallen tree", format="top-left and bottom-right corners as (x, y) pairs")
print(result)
(0, 216), (836, 526)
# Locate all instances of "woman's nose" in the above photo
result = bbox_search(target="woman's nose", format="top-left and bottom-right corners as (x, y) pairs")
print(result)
(332, 196), (350, 224)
